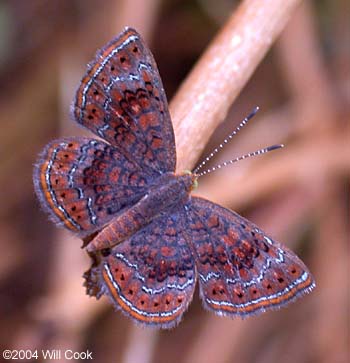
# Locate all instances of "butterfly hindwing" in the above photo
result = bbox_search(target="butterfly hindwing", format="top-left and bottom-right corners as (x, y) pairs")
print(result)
(185, 197), (315, 316)
(97, 209), (196, 328)
(33, 137), (154, 235)
(73, 27), (176, 174)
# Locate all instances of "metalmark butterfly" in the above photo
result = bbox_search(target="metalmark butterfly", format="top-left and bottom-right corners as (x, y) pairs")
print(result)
(33, 27), (315, 328)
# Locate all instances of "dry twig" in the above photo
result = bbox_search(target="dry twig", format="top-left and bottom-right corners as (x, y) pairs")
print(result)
(170, 0), (304, 171)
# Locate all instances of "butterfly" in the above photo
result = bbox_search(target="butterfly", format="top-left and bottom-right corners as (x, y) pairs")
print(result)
(33, 27), (315, 328)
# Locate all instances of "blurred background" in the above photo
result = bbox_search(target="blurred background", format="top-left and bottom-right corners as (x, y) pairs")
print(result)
(0, 0), (348, 362)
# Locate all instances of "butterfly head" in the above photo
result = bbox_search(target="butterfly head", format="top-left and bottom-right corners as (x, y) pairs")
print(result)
(181, 170), (199, 191)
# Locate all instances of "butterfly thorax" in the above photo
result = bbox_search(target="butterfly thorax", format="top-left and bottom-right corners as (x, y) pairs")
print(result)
(145, 172), (195, 213)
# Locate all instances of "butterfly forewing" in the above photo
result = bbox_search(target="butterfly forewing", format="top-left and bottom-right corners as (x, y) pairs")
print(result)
(73, 27), (176, 174)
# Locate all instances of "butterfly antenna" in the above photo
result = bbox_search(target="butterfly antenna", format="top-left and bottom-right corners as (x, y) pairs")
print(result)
(193, 106), (260, 174)
(196, 144), (284, 177)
